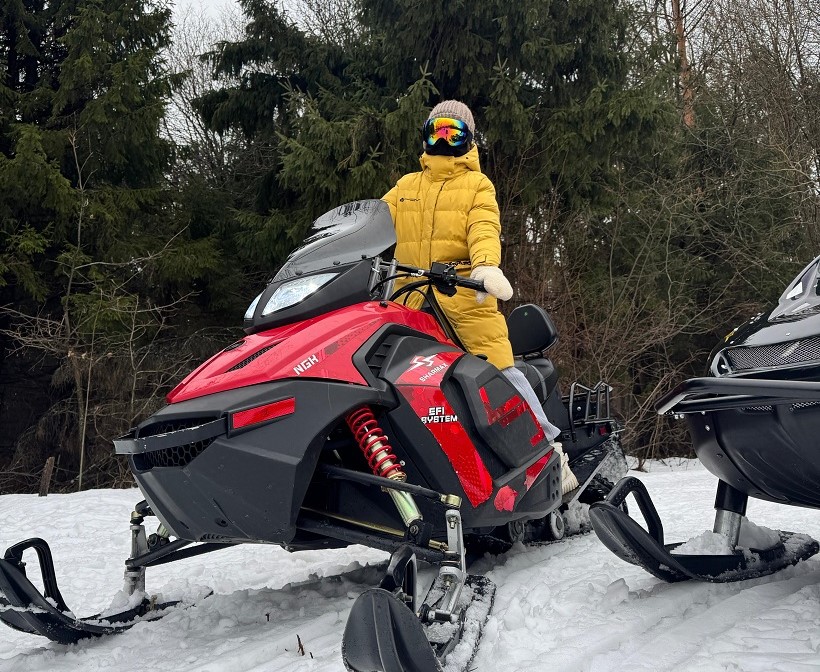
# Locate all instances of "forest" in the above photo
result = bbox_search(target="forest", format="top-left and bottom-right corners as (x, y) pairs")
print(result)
(1, 0), (818, 492)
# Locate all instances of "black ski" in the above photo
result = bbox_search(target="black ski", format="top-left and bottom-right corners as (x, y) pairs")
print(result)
(342, 573), (496, 672)
(590, 477), (820, 582)
(0, 538), (195, 645)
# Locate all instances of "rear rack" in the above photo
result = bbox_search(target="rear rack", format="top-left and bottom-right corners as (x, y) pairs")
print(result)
(565, 381), (616, 441)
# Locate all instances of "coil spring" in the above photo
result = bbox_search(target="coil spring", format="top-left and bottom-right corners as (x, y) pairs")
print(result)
(345, 406), (405, 481)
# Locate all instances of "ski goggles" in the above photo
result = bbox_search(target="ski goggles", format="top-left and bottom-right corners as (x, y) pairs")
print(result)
(423, 117), (472, 147)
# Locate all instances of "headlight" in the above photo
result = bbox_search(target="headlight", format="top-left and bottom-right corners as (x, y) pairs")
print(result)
(262, 273), (338, 316)
(244, 292), (262, 321)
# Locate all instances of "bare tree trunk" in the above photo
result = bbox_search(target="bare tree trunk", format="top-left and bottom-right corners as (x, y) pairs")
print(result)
(672, 0), (695, 128)
(39, 456), (55, 496)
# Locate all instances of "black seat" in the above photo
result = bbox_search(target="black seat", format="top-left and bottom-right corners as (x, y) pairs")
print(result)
(507, 305), (560, 403)
(507, 304), (558, 357)
(514, 359), (558, 405)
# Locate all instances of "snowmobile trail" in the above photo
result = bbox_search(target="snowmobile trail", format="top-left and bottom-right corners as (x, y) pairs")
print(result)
(3, 465), (820, 671)
(591, 567), (820, 671)
(468, 464), (820, 672)
(0, 554), (391, 672)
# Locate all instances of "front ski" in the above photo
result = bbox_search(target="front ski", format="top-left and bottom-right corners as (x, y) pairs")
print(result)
(343, 573), (496, 672)
(343, 507), (496, 672)
(590, 477), (820, 582)
(0, 538), (186, 644)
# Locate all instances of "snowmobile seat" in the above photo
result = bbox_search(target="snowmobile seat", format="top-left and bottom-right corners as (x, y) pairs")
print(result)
(514, 359), (559, 406)
(507, 304), (558, 357)
(507, 305), (560, 404)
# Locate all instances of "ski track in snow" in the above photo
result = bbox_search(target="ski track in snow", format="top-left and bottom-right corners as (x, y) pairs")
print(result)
(1, 460), (820, 671)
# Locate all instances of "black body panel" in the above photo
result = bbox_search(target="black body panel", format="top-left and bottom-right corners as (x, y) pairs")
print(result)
(448, 355), (550, 469)
(115, 380), (394, 544)
(656, 376), (820, 508)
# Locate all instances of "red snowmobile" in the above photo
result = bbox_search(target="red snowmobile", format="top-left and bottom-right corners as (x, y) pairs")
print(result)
(0, 200), (625, 671)
(591, 256), (820, 584)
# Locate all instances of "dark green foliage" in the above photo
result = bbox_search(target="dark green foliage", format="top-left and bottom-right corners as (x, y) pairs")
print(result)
(197, 0), (669, 279)
(0, 0), (226, 491)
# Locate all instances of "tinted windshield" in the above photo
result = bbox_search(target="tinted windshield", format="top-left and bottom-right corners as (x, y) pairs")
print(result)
(771, 254), (820, 319)
(273, 200), (396, 281)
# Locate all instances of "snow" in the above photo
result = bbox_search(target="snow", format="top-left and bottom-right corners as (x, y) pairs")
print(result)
(674, 517), (785, 556)
(675, 530), (736, 555)
(1, 460), (820, 671)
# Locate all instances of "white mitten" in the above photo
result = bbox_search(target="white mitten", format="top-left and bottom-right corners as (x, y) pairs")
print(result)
(470, 266), (513, 303)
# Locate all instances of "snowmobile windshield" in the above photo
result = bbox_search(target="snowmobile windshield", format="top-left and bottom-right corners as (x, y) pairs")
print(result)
(272, 200), (396, 281)
(770, 254), (820, 320)
(242, 200), (396, 333)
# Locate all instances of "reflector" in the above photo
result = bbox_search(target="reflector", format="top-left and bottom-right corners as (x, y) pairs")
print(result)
(231, 397), (295, 430)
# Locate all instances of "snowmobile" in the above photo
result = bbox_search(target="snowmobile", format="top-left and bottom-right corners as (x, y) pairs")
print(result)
(0, 199), (625, 670)
(591, 255), (820, 583)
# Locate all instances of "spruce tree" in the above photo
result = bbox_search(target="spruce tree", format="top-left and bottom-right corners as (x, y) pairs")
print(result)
(0, 0), (221, 490)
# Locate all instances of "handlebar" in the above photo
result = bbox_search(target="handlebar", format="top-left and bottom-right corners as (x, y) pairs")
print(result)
(394, 262), (485, 293)
(457, 277), (486, 292)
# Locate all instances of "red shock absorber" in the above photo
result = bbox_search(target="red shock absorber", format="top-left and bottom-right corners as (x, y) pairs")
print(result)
(345, 406), (406, 481)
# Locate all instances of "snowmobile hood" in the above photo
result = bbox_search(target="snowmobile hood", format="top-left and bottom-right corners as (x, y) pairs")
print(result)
(710, 255), (820, 376)
(167, 304), (391, 402)
(167, 301), (450, 403)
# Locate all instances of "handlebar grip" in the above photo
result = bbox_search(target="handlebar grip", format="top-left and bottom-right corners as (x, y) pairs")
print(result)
(458, 277), (485, 292)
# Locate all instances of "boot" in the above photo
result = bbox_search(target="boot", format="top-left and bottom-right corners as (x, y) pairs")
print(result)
(552, 441), (578, 494)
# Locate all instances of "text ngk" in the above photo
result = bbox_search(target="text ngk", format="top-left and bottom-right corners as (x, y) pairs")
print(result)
(293, 354), (319, 375)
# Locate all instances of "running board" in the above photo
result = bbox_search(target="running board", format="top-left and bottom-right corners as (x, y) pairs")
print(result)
(589, 477), (819, 582)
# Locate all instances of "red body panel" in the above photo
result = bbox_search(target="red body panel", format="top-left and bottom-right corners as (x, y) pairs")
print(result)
(479, 387), (546, 447)
(167, 302), (452, 403)
(395, 351), (495, 507)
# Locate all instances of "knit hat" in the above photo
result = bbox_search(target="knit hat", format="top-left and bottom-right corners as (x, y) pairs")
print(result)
(428, 100), (475, 135)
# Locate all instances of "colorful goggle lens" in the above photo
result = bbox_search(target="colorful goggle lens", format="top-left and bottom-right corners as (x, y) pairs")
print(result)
(423, 117), (470, 147)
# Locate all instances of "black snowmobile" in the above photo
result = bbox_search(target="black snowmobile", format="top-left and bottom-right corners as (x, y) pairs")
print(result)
(0, 200), (625, 670)
(591, 256), (820, 583)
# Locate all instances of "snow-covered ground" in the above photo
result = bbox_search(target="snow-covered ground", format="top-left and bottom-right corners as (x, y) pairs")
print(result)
(1, 460), (819, 671)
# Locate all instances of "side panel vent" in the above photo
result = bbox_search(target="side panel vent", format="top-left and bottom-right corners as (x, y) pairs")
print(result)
(227, 344), (277, 371)
(132, 437), (216, 470)
(132, 417), (220, 471)
(366, 337), (399, 377)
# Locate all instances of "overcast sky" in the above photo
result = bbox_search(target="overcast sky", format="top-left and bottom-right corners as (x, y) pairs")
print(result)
(174, 0), (236, 19)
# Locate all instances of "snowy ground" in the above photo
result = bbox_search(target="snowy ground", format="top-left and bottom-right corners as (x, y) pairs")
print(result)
(1, 460), (819, 671)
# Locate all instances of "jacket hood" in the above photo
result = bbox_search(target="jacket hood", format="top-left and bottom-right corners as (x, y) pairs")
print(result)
(419, 144), (480, 181)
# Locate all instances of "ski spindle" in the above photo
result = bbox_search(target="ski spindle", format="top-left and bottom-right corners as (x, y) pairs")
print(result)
(123, 509), (149, 595)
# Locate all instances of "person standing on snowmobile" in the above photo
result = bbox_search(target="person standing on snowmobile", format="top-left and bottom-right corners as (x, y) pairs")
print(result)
(382, 99), (578, 493)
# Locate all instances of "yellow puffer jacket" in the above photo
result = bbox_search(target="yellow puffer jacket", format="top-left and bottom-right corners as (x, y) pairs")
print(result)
(383, 145), (514, 370)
